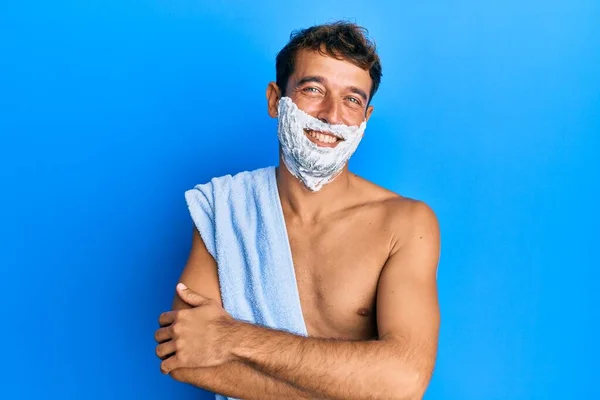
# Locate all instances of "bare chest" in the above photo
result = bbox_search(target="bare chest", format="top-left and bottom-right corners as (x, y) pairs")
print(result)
(285, 215), (391, 340)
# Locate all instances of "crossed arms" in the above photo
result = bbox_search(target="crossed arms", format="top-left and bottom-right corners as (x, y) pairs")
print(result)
(156, 201), (440, 400)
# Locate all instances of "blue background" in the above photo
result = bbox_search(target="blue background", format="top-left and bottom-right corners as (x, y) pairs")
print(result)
(1, 1), (598, 399)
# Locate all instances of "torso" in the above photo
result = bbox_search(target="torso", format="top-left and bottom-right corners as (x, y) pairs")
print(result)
(281, 173), (414, 341)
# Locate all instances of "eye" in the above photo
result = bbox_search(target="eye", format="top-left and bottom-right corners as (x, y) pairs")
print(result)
(303, 87), (320, 93)
(346, 96), (362, 105)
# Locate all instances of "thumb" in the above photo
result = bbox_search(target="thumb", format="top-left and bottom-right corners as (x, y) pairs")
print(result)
(176, 283), (207, 307)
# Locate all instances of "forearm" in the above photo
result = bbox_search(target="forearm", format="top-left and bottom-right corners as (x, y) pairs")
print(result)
(171, 360), (319, 400)
(229, 322), (421, 400)
(169, 300), (318, 399)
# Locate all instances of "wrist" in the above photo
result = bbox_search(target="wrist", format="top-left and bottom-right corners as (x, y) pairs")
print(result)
(219, 318), (250, 363)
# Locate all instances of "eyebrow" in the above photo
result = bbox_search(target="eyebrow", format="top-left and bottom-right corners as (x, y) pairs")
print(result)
(348, 86), (369, 103)
(295, 75), (369, 103)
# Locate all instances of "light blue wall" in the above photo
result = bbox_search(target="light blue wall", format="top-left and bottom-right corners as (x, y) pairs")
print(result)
(1, 1), (598, 399)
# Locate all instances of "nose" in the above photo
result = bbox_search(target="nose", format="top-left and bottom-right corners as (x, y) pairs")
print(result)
(316, 97), (343, 125)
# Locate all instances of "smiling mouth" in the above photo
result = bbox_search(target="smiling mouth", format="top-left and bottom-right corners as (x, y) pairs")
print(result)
(304, 129), (343, 147)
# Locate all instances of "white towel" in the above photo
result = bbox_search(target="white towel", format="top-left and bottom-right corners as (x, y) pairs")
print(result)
(185, 166), (308, 400)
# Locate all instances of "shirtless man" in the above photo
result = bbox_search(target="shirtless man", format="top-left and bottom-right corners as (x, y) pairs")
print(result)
(154, 22), (441, 400)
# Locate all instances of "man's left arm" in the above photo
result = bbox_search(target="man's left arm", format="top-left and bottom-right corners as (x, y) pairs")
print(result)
(228, 201), (441, 400)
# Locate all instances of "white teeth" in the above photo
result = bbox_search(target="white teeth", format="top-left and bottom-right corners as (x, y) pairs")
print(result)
(307, 130), (337, 144)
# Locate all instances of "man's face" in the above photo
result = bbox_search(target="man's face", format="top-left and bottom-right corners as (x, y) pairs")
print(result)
(267, 48), (375, 190)
(283, 49), (374, 129)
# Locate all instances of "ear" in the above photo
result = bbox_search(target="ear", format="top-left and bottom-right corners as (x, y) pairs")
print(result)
(365, 104), (374, 122)
(266, 82), (282, 118)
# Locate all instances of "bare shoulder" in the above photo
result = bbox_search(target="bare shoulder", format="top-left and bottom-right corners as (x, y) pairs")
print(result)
(351, 173), (440, 254)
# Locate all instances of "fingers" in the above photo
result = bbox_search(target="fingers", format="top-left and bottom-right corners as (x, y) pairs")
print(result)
(160, 353), (180, 374)
(176, 282), (209, 307)
(158, 310), (177, 327)
(154, 326), (174, 343)
(155, 340), (177, 360)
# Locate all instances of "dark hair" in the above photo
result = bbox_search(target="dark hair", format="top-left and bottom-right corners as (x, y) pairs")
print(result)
(276, 21), (382, 105)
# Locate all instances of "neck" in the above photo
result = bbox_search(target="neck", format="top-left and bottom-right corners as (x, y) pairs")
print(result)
(275, 154), (355, 224)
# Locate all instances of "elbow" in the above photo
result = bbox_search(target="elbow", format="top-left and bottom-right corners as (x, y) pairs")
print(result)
(401, 384), (426, 400)
(390, 366), (429, 400)
(168, 369), (187, 383)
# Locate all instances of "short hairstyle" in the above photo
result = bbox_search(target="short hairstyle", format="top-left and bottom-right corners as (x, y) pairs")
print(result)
(276, 21), (383, 104)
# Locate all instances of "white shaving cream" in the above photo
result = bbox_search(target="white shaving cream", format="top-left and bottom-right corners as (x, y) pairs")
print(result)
(277, 96), (367, 192)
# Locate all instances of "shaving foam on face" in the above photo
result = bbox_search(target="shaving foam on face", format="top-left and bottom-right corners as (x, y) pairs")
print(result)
(277, 96), (367, 192)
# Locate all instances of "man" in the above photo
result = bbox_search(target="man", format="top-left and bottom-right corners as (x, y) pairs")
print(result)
(154, 21), (440, 400)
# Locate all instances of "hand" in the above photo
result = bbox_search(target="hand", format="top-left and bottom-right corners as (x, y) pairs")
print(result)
(155, 283), (236, 374)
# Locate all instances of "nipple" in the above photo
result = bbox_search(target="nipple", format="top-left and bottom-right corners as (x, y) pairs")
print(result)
(356, 307), (371, 317)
